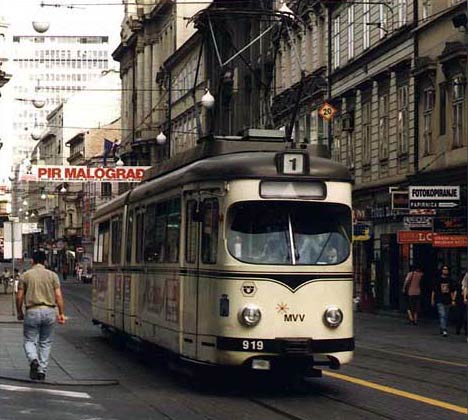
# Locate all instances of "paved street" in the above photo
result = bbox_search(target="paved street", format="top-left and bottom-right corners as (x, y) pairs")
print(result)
(0, 280), (465, 420)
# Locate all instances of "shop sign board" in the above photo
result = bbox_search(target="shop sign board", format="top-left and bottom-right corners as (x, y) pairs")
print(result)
(433, 217), (467, 234)
(403, 216), (433, 229)
(353, 223), (372, 241)
(409, 186), (460, 209)
(397, 230), (432, 244)
(391, 191), (409, 211)
(19, 165), (150, 183)
(432, 234), (468, 248)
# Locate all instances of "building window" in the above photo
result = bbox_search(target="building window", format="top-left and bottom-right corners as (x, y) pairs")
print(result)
(379, 4), (388, 38)
(363, 3), (370, 50)
(422, 0), (432, 19)
(101, 182), (112, 198)
(310, 109), (326, 144)
(439, 84), (446, 135)
(347, 6), (354, 60)
(333, 16), (340, 69)
(397, 84), (409, 154)
(452, 77), (465, 148)
(378, 93), (389, 160)
(423, 88), (435, 154)
(397, 0), (407, 27)
(362, 101), (371, 165)
(346, 131), (355, 170)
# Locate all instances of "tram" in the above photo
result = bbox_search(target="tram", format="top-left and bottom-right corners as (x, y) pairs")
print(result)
(91, 130), (354, 376)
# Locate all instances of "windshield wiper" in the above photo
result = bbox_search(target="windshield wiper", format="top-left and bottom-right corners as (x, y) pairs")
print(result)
(287, 214), (296, 265)
(314, 232), (332, 264)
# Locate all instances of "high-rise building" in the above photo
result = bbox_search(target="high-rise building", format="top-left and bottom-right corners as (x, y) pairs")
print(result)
(8, 34), (115, 163)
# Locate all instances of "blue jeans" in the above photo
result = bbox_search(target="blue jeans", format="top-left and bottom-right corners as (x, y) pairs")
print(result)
(436, 303), (450, 332)
(23, 308), (56, 374)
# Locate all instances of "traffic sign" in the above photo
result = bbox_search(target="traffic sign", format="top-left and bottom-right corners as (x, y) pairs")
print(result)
(318, 102), (337, 121)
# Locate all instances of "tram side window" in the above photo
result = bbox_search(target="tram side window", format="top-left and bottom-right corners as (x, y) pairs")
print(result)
(135, 211), (145, 263)
(126, 210), (134, 263)
(201, 198), (219, 264)
(96, 220), (110, 263)
(111, 217), (122, 264)
(144, 199), (181, 263)
(185, 200), (197, 263)
(165, 199), (181, 263)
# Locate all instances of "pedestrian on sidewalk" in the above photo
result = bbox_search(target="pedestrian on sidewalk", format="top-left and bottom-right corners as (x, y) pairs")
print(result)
(2, 267), (11, 294)
(402, 265), (423, 325)
(454, 270), (467, 336)
(431, 265), (456, 337)
(15, 251), (66, 381)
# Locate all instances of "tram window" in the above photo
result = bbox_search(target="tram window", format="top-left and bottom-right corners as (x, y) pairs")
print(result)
(165, 199), (181, 263)
(96, 220), (110, 263)
(111, 217), (122, 264)
(201, 198), (219, 264)
(144, 199), (180, 263)
(227, 201), (351, 265)
(185, 200), (197, 263)
(126, 210), (134, 263)
(135, 211), (145, 263)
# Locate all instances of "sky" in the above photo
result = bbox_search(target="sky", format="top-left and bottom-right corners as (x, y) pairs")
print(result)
(0, 0), (124, 182)
(1, 0), (123, 48)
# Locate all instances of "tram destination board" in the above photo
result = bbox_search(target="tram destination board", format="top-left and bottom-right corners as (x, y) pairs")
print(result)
(409, 186), (460, 209)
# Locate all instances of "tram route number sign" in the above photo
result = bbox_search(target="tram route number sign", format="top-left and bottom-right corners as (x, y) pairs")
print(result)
(318, 102), (337, 121)
(409, 186), (460, 209)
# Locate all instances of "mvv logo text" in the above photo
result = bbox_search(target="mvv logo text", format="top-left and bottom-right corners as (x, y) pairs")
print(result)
(284, 313), (305, 322)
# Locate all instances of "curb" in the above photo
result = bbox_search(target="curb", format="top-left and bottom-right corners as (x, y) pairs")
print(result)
(0, 373), (119, 386)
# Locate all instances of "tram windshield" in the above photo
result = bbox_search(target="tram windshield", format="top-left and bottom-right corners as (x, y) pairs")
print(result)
(227, 201), (351, 265)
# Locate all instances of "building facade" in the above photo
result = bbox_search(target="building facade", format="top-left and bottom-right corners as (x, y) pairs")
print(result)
(7, 34), (114, 163)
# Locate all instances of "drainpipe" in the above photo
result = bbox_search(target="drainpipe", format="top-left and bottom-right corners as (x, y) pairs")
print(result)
(327, 6), (333, 153)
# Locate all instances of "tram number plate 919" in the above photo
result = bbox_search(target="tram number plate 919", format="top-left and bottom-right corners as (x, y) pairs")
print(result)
(242, 340), (264, 351)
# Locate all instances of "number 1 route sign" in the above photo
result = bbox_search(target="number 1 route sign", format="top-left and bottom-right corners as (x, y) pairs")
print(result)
(318, 102), (337, 121)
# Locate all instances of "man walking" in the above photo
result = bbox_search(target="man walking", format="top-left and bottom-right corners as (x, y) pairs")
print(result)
(16, 251), (65, 380)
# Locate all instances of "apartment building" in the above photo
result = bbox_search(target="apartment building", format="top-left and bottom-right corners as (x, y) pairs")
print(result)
(8, 34), (113, 163)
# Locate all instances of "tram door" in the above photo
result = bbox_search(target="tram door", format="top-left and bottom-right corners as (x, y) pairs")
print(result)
(181, 197), (201, 359)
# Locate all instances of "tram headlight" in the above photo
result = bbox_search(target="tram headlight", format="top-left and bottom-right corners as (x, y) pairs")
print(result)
(323, 306), (343, 328)
(239, 304), (262, 327)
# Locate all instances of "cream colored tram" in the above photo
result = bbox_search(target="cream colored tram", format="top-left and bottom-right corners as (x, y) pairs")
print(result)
(92, 132), (354, 376)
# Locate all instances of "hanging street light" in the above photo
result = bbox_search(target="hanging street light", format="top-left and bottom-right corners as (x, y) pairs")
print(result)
(201, 88), (215, 109)
(156, 131), (167, 145)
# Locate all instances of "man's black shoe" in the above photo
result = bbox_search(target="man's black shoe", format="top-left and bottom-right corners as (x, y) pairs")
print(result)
(29, 360), (39, 380)
(37, 372), (45, 381)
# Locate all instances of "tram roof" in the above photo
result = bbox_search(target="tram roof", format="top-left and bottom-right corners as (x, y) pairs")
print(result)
(94, 132), (352, 218)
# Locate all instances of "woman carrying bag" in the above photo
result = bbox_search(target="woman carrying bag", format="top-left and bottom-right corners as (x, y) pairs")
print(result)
(402, 265), (423, 325)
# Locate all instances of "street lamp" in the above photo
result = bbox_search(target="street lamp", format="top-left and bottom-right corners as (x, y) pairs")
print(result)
(201, 89), (215, 109)
(156, 131), (167, 145)
(32, 4), (50, 33)
(31, 117), (42, 141)
(115, 157), (124, 166)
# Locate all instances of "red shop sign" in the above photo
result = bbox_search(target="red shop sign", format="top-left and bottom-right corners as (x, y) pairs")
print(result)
(432, 234), (468, 248)
(397, 230), (433, 244)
